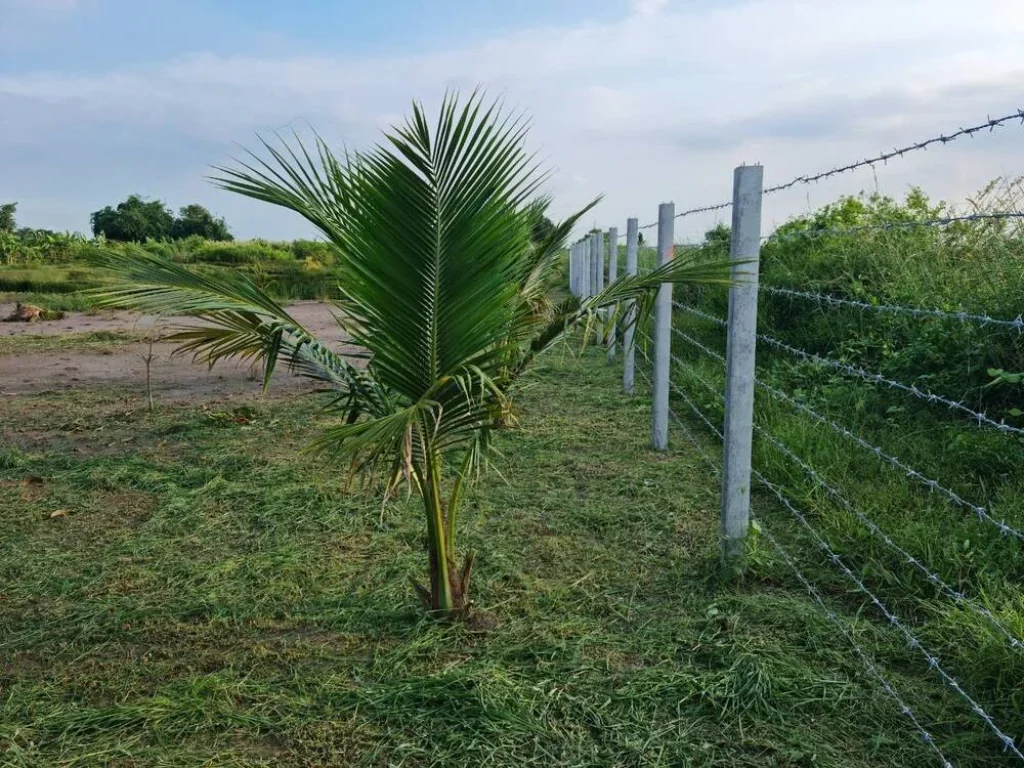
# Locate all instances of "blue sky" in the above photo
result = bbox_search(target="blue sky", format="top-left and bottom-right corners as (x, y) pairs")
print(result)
(3, 0), (1024, 240)
(0, 0), (621, 71)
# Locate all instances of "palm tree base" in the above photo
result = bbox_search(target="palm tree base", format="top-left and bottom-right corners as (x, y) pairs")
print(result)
(410, 552), (475, 620)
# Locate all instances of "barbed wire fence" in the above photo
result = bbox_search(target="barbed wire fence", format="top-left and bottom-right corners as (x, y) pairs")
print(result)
(566, 107), (1024, 764)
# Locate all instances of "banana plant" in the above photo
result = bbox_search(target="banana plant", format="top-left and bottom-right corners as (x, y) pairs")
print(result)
(93, 91), (734, 618)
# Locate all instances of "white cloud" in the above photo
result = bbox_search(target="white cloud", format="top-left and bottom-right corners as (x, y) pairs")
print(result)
(3, 0), (1024, 238)
(631, 0), (668, 17)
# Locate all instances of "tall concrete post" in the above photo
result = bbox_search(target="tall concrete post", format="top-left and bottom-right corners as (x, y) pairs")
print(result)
(569, 243), (576, 295)
(652, 203), (674, 451)
(721, 165), (764, 570)
(589, 233), (598, 299)
(607, 227), (619, 361)
(591, 233), (603, 342)
(623, 218), (639, 394)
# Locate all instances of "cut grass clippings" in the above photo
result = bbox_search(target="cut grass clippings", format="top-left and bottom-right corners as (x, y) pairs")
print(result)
(0, 330), (148, 356)
(0, 348), (995, 766)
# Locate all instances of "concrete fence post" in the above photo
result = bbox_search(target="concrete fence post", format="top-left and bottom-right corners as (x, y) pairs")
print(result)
(652, 203), (674, 451)
(591, 232), (604, 343)
(623, 218), (639, 394)
(721, 164), (764, 571)
(584, 235), (593, 298)
(573, 242), (581, 296)
(569, 243), (576, 295)
(607, 227), (619, 361)
(577, 241), (584, 296)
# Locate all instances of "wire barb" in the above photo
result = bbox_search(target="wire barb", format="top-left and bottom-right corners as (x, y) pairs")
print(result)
(755, 331), (1024, 437)
(753, 469), (1024, 762)
(763, 110), (1024, 195)
(762, 287), (1024, 332)
(644, 342), (957, 767)
(754, 376), (1024, 543)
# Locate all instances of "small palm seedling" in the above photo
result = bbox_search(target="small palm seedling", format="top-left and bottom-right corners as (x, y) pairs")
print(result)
(93, 91), (733, 618)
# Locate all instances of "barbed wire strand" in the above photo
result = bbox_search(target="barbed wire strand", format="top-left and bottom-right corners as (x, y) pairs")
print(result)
(752, 417), (1024, 654)
(757, 524), (956, 768)
(632, 109), (1024, 231)
(754, 468), (1024, 760)
(673, 302), (729, 329)
(762, 110), (1024, 195)
(638, 200), (735, 230)
(647, 347), (958, 766)
(755, 331), (1024, 438)
(762, 287), (1024, 332)
(755, 376), (1024, 543)
(673, 300), (1024, 441)
(667, 317), (1024, 542)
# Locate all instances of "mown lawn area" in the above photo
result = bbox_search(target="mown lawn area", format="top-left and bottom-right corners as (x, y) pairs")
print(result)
(0, 347), (967, 767)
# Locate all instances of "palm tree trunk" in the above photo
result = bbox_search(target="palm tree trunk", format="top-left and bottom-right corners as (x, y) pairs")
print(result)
(422, 448), (455, 614)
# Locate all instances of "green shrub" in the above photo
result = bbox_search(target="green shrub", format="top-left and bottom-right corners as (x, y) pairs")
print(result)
(677, 179), (1024, 418)
(191, 239), (293, 265)
(291, 239), (336, 264)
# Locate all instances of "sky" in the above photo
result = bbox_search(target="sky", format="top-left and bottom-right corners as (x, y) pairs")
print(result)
(3, 0), (1024, 242)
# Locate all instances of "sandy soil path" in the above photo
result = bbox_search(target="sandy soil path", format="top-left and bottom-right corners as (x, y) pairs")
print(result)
(0, 302), (354, 401)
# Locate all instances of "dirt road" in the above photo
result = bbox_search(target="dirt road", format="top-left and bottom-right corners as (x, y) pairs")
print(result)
(0, 302), (354, 401)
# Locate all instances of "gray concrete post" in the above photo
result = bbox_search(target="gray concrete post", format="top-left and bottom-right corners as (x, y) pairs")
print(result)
(589, 234), (598, 296)
(652, 203), (674, 451)
(721, 165), (764, 570)
(577, 242), (585, 297)
(590, 233), (603, 342)
(607, 227), (619, 360)
(623, 219), (639, 394)
(578, 241), (586, 297)
(569, 243), (576, 295)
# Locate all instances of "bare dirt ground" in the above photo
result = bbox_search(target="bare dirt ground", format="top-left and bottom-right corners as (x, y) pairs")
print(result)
(0, 301), (353, 402)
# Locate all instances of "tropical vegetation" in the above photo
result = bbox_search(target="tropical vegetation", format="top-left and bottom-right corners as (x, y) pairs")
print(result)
(91, 92), (733, 617)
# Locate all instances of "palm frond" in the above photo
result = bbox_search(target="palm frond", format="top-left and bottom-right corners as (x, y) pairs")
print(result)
(89, 246), (385, 409)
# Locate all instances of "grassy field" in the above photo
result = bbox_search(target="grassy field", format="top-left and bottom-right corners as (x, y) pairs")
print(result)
(1, 340), (1006, 767)
(0, 330), (146, 356)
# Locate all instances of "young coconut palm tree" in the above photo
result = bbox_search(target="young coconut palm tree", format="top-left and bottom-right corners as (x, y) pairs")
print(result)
(93, 92), (733, 618)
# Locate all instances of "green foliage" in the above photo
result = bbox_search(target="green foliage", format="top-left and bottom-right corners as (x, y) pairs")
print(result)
(527, 200), (556, 244)
(759, 182), (1024, 415)
(189, 239), (293, 265)
(90, 195), (175, 242)
(290, 239), (335, 265)
(170, 203), (233, 241)
(0, 202), (16, 232)
(677, 180), (1024, 419)
(90, 196), (233, 243)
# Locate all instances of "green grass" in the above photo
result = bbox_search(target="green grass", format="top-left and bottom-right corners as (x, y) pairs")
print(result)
(0, 260), (340, 308)
(0, 291), (104, 313)
(0, 347), (1004, 767)
(0, 266), (109, 295)
(0, 330), (146, 356)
